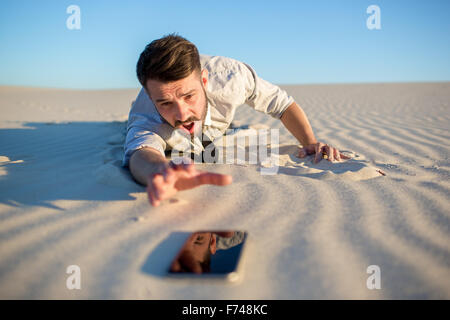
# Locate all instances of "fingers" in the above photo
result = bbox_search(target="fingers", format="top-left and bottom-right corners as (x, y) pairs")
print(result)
(147, 173), (162, 207)
(334, 147), (342, 161)
(195, 172), (233, 186)
(314, 142), (325, 163)
(298, 147), (307, 158)
(146, 182), (159, 207)
(175, 172), (232, 190)
(147, 184), (157, 206)
(339, 152), (351, 160)
(153, 173), (165, 201)
(326, 145), (335, 162)
(301, 142), (350, 163)
(147, 168), (177, 207)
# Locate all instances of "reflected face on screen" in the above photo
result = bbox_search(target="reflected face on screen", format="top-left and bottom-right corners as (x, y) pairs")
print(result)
(169, 232), (217, 274)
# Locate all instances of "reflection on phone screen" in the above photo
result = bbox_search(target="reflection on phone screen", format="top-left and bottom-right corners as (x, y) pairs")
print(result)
(168, 231), (247, 278)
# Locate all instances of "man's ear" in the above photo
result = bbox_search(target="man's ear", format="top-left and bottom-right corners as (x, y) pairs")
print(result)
(209, 233), (217, 255)
(201, 69), (208, 88)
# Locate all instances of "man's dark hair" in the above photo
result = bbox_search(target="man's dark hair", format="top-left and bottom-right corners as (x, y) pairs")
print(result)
(136, 33), (201, 87)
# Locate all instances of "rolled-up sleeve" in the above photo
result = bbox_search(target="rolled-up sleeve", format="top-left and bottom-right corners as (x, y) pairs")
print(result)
(241, 62), (294, 119)
(123, 118), (166, 167)
(122, 89), (167, 167)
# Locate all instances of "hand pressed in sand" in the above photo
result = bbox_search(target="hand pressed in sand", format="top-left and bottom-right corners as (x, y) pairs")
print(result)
(298, 142), (351, 163)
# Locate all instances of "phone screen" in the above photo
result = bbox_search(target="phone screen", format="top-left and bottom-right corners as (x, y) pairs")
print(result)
(167, 231), (248, 281)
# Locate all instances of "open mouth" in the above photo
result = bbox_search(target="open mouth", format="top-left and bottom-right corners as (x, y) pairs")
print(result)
(181, 122), (195, 134)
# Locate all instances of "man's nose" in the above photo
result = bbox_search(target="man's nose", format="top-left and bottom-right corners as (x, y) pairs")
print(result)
(173, 100), (190, 122)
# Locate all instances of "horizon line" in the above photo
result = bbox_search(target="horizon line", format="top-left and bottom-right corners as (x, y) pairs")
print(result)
(1, 80), (450, 91)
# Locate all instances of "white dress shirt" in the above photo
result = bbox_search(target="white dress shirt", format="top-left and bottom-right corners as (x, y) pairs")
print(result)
(123, 54), (294, 166)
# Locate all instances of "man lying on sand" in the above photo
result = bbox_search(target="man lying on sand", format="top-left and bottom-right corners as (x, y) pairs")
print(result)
(123, 34), (349, 206)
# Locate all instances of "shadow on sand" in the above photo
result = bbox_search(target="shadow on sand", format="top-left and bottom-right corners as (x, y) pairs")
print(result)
(0, 121), (142, 210)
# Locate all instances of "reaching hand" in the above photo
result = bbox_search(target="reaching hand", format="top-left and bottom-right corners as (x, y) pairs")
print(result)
(298, 142), (351, 163)
(146, 160), (233, 206)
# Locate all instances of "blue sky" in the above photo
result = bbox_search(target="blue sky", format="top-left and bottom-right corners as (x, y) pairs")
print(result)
(0, 0), (449, 89)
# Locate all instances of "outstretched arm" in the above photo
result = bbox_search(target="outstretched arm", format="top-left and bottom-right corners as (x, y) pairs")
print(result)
(280, 102), (349, 163)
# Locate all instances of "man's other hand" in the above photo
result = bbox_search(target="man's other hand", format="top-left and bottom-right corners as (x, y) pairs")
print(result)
(146, 160), (232, 206)
(298, 142), (351, 163)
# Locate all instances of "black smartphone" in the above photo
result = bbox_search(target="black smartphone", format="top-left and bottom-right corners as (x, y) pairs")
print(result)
(167, 230), (248, 282)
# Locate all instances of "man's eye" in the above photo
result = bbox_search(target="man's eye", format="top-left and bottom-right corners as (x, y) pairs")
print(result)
(161, 102), (171, 106)
(186, 94), (194, 100)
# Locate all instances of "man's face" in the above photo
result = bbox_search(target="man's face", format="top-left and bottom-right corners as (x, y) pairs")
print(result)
(170, 232), (217, 274)
(146, 69), (208, 136)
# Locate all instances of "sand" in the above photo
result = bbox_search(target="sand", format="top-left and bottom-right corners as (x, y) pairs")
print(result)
(0, 83), (449, 299)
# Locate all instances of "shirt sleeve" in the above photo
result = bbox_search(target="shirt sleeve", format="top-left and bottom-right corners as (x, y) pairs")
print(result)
(241, 62), (294, 119)
(122, 89), (167, 167)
